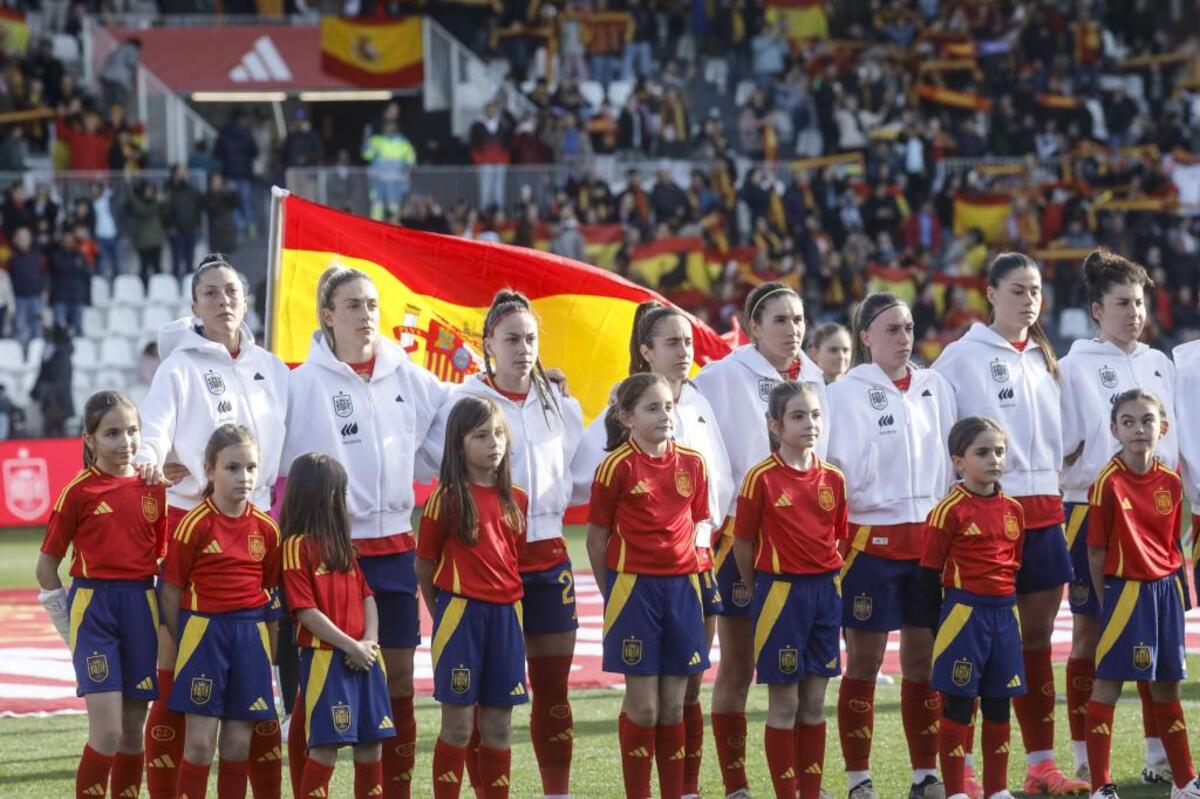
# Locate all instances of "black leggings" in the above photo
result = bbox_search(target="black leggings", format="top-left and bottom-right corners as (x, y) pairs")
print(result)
(943, 693), (1010, 725)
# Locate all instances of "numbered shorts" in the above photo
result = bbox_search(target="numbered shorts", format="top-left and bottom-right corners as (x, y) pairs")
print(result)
(169, 608), (276, 721)
(712, 522), (752, 618)
(932, 589), (1026, 699)
(300, 648), (395, 748)
(840, 551), (932, 632)
(520, 559), (580, 635)
(69, 577), (160, 699)
(431, 592), (528, 707)
(1065, 503), (1102, 617)
(699, 567), (724, 617)
(358, 550), (420, 649)
(602, 570), (708, 676)
(1095, 575), (1188, 682)
(1016, 522), (1074, 594)
(752, 571), (841, 684)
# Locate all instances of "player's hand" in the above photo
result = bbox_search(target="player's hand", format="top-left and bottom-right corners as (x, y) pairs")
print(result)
(344, 639), (378, 671)
(163, 463), (191, 484)
(544, 368), (569, 395)
(135, 463), (168, 485)
(1063, 441), (1085, 467)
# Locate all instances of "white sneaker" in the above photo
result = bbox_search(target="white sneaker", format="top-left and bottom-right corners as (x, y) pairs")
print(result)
(1171, 776), (1200, 799)
(1144, 760), (1175, 785)
(1089, 785), (1118, 799)
(986, 792), (1017, 799)
(947, 794), (969, 799)
(725, 791), (754, 799)
(847, 780), (878, 799)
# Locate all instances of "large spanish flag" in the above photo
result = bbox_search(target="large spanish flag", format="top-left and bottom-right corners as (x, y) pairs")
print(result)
(268, 193), (731, 421)
(320, 17), (423, 88)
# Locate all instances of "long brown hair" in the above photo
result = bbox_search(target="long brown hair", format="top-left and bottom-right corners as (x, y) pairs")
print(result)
(201, 424), (257, 498)
(437, 396), (524, 546)
(850, 292), (906, 367)
(603, 372), (670, 451)
(766, 380), (820, 452)
(987, 252), (1059, 380)
(483, 289), (560, 420)
(316, 264), (373, 352)
(948, 416), (1006, 459)
(743, 281), (801, 338)
(81, 390), (138, 468)
(1082, 248), (1153, 321)
(628, 300), (687, 375)
(279, 452), (354, 573)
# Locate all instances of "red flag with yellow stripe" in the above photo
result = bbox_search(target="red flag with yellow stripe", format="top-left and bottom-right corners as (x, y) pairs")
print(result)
(320, 17), (423, 88)
(268, 194), (730, 420)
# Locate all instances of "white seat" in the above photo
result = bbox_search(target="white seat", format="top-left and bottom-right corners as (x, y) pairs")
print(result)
(81, 307), (106, 338)
(92, 368), (129, 392)
(98, 338), (135, 369)
(111, 275), (146, 306)
(608, 79), (633, 110)
(141, 306), (174, 334)
(127, 383), (150, 405)
(176, 303), (193, 322)
(180, 273), (194, 301)
(1058, 308), (1091, 340)
(72, 368), (92, 392)
(734, 79), (757, 106)
(0, 339), (22, 370)
(71, 385), (91, 419)
(579, 80), (605, 109)
(104, 306), (140, 336)
(71, 338), (98, 369)
(91, 276), (111, 308)
(147, 274), (180, 305)
(25, 337), (45, 367)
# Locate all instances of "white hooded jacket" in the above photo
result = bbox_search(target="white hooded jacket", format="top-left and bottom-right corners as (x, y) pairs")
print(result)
(137, 318), (289, 511)
(282, 332), (449, 541)
(1059, 338), (1176, 503)
(1173, 340), (1200, 503)
(932, 323), (1062, 498)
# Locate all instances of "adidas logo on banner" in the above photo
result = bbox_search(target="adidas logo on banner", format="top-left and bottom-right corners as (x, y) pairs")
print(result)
(229, 35), (293, 83)
(203, 540), (223, 554)
(93, 501), (113, 515)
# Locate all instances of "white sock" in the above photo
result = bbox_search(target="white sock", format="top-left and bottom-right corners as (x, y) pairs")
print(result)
(913, 768), (938, 783)
(1072, 740), (1088, 771)
(1145, 736), (1165, 765)
(1027, 749), (1055, 766)
(847, 770), (871, 787)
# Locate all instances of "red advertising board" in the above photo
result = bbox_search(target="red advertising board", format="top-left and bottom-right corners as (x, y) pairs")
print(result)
(0, 438), (82, 529)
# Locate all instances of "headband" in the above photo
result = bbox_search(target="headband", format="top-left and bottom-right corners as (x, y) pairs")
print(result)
(859, 300), (904, 333)
(748, 287), (796, 321)
(485, 304), (526, 338)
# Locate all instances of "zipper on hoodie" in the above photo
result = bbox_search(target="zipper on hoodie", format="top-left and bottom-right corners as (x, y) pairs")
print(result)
(363, 368), (384, 539)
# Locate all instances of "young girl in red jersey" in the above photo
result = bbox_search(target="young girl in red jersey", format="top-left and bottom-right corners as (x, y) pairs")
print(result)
(921, 417), (1027, 799)
(160, 424), (281, 799)
(1084, 389), (1200, 799)
(586, 373), (710, 799)
(416, 396), (530, 799)
(280, 453), (393, 799)
(36, 390), (167, 799)
(732, 381), (847, 799)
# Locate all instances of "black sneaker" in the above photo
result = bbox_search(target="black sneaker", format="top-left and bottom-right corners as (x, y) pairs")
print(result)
(848, 779), (878, 799)
(908, 775), (946, 799)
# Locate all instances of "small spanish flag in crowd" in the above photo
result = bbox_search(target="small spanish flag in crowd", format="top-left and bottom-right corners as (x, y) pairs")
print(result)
(0, 9), (29, 55)
(320, 17), (423, 88)
(953, 192), (1013, 242)
(764, 0), (828, 40)
(269, 194), (730, 420)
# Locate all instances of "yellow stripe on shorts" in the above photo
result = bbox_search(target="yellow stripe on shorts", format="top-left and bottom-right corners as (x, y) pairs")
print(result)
(430, 597), (467, 672)
(304, 649), (334, 749)
(68, 588), (94, 652)
(602, 573), (638, 637)
(174, 615), (211, 677)
(1095, 581), (1141, 668)
(1064, 504), (1089, 549)
(753, 580), (791, 661)
(932, 603), (973, 662)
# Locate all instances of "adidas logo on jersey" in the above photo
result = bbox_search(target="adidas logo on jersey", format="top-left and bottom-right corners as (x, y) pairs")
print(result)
(688, 651), (702, 666)
(378, 716), (394, 730)
(775, 493), (793, 507)
(93, 501), (113, 515)
(136, 676), (154, 690)
(510, 683), (526, 696)
(1168, 719), (1187, 733)
(203, 540), (223, 554)
(1121, 498), (1133, 510)
(248, 697), (270, 712)
(629, 480), (651, 495)
(962, 523), (982, 537)
(1007, 675), (1022, 688)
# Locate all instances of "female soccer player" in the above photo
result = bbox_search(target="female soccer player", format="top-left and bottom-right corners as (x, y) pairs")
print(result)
(36, 391), (166, 799)
(806, 322), (852, 384)
(921, 417), (1027, 799)
(1059, 250), (1177, 784)
(587, 373), (710, 799)
(733, 381), (846, 799)
(693, 282), (828, 798)
(417, 396), (530, 799)
(1083, 389), (1200, 799)
(932, 253), (1087, 795)
(160, 424), (281, 799)
(827, 292), (956, 799)
(570, 300), (734, 799)
(281, 453), (393, 799)
(138, 253), (289, 799)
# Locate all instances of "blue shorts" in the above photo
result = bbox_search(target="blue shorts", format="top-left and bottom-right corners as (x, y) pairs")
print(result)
(299, 648), (395, 748)
(700, 568), (724, 617)
(264, 587), (285, 624)
(932, 589), (1026, 699)
(359, 551), (420, 650)
(169, 608), (277, 721)
(712, 525), (752, 618)
(840, 551), (931, 631)
(69, 578), (160, 699)
(752, 571), (841, 683)
(1095, 575), (1188, 683)
(602, 570), (708, 676)
(431, 592), (528, 707)
(520, 560), (580, 635)
(1016, 523), (1074, 594)
(1065, 503), (1101, 617)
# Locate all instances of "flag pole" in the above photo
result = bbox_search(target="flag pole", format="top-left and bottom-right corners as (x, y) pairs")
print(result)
(264, 185), (289, 353)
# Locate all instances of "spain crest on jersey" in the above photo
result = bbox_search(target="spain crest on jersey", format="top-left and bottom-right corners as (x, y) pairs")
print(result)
(1155, 488), (1173, 515)
(868, 388), (888, 410)
(142, 495), (160, 523)
(450, 667), (471, 694)
(990, 360), (1010, 383)
(951, 659), (974, 687)
(87, 653), (109, 683)
(1098, 365), (1118, 389)
(621, 636), (643, 666)
(1133, 644), (1153, 671)
(675, 471), (694, 497)
(852, 594), (873, 621)
(248, 534), (266, 562)
(332, 391), (354, 418)
(331, 703), (352, 732)
(191, 676), (213, 704)
(818, 486), (836, 512)
(204, 370), (226, 395)
(758, 378), (773, 402)
(778, 646), (798, 675)
(1003, 514), (1020, 540)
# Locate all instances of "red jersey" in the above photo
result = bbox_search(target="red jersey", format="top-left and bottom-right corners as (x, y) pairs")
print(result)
(282, 534), (373, 650)
(588, 439), (709, 575)
(163, 499), (282, 613)
(417, 483), (529, 603)
(921, 485), (1025, 596)
(734, 453), (847, 574)
(1086, 457), (1183, 580)
(41, 468), (166, 580)
(1016, 495), (1065, 529)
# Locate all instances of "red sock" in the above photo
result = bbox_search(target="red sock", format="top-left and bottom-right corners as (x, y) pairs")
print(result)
(838, 677), (876, 771)
(145, 668), (186, 799)
(464, 712), (482, 798)
(619, 713), (656, 799)
(1138, 680), (1159, 739)
(299, 759), (335, 798)
(178, 759), (211, 799)
(109, 751), (143, 799)
(1013, 647), (1055, 753)
(1085, 701), (1116, 787)
(796, 722), (826, 799)
(527, 655), (573, 796)
(248, 718), (282, 798)
(1066, 658), (1094, 743)
(287, 694), (308, 799)
(710, 712), (748, 793)
(764, 724), (796, 799)
(1152, 700), (1197, 787)
(433, 738), (467, 799)
(385, 696), (416, 798)
(901, 680), (939, 769)
(682, 702), (704, 796)
(982, 719), (1011, 798)
(355, 759), (384, 799)
(218, 757), (250, 799)
(76, 744), (113, 799)
(478, 746), (511, 799)
(938, 717), (969, 797)
(655, 722), (685, 799)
